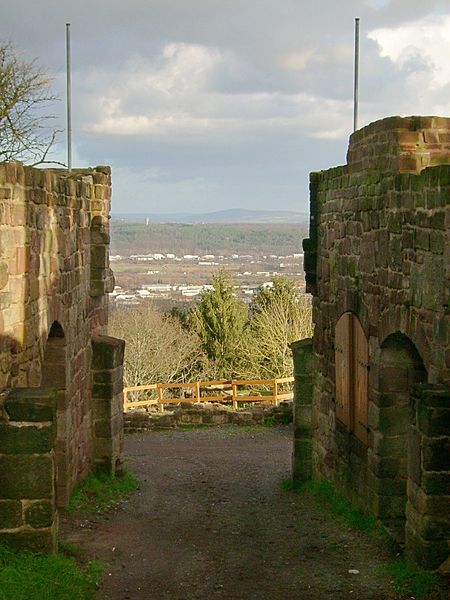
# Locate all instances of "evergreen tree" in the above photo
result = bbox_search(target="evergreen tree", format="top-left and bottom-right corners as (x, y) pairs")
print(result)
(189, 271), (247, 377)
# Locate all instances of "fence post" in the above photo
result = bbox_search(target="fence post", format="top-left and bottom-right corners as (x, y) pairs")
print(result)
(158, 385), (164, 413)
(123, 388), (128, 412)
(273, 379), (278, 406)
(195, 382), (200, 402)
(232, 382), (238, 409)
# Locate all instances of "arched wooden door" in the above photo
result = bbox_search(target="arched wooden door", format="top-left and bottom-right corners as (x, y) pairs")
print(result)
(335, 313), (369, 444)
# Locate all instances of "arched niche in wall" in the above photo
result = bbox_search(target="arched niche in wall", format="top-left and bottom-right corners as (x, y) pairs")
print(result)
(41, 320), (68, 507)
(334, 312), (369, 444)
(376, 332), (427, 538)
(41, 321), (66, 391)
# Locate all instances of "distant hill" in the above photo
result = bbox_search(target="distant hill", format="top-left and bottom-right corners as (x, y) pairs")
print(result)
(110, 222), (308, 256)
(113, 208), (308, 224)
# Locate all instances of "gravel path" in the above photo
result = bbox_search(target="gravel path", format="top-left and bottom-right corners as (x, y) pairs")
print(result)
(63, 426), (395, 599)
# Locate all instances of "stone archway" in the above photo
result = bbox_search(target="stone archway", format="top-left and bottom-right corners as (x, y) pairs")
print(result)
(370, 332), (427, 543)
(41, 321), (69, 507)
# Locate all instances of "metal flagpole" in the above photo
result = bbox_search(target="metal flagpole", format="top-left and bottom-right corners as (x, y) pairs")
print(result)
(66, 23), (72, 172)
(353, 17), (360, 133)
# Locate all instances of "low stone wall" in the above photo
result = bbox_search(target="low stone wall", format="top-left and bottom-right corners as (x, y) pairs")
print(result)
(0, 388), (57, 553)
(124, 402), (292, 433)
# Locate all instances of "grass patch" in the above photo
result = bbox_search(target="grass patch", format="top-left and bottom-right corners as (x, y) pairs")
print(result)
(387, 559), (447, 599)
(58, 541), (86, 560)
(308, 480), (379, 533)
(282, 478), (383, 535)
(66, 470), (139, 514)
(0, 544), (101, 600)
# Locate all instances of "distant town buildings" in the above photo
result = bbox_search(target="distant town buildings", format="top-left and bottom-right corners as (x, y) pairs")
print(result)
(109, 251), (305, 307)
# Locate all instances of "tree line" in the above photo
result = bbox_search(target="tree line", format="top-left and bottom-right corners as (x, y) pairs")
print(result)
(109, 273), (313, 387)
(110, 222), (307, 257)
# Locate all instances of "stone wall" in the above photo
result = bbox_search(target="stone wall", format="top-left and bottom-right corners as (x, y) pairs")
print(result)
(92, 335), (125, 474)
(0, 388), (57, 552)
(124, 402), (293, 433)
(290, 339), (313, 482)
(0, 162), (124, 551)
(298, 116), (450, 571)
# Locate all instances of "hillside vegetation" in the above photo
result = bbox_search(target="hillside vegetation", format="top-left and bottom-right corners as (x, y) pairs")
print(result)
(110, 222), (307, 256)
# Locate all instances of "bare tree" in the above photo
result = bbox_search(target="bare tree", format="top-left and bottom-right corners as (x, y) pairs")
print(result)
(241, 284), (313, 379)
(109, 303), (211, 388)
(0, 42), (61, 166)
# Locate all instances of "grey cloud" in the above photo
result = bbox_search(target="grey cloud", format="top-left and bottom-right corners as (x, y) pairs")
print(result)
(1, 0), (449, 214)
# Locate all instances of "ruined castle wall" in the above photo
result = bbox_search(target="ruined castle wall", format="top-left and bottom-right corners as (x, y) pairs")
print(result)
(301, 116), (450, 570)
(0, 162), (117, 508)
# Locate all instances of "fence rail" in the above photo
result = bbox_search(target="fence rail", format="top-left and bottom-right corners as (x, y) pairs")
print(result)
(123, 377), (294, 412)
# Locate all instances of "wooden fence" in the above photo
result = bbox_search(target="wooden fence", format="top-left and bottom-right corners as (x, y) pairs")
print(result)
(123, 377), (294, 412)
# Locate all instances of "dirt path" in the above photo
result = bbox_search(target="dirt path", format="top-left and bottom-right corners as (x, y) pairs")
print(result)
(63, 426), (396, 600)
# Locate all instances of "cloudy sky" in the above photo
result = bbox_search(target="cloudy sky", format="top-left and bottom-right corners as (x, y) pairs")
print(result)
(1, 0), (449, 214)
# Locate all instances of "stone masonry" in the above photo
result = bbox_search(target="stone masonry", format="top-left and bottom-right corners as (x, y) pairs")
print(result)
(0, 162), (125, 551)
(124, 402), (293, 433)
(296, 116), (450, 571)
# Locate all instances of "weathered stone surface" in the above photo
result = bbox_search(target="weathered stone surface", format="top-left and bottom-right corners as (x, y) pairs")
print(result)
(303, 116), (450, 570)
(0, 423), (54, 454)
(422, 437), (450, 472)
(418, 406), (450, 437)
(4, 388), (56, 422)
(290, 339), (313, 481)
(25, 500), (54, 528)
(0, 530), (56, 554)
(405, 525), (450, 570)
(92, 335), (125, 370)
(0, 163), (124, 553)
(0, 455), (53, 499)
(421, 472), (450, 496)
(0, 261), (8, 290)
(0, 500), (22, 528)
(124, 404), (293, 432)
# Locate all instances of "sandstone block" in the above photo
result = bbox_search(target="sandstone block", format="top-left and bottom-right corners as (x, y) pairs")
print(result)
(24, 500), (54, 528)
(0, 529), (56, 554)
(5, 388), (56, 422)
(92, 335), (125, 370)
(0, 423), (55, 454)
(0, 455), (54, 499)
(0, 500), (23, 528)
